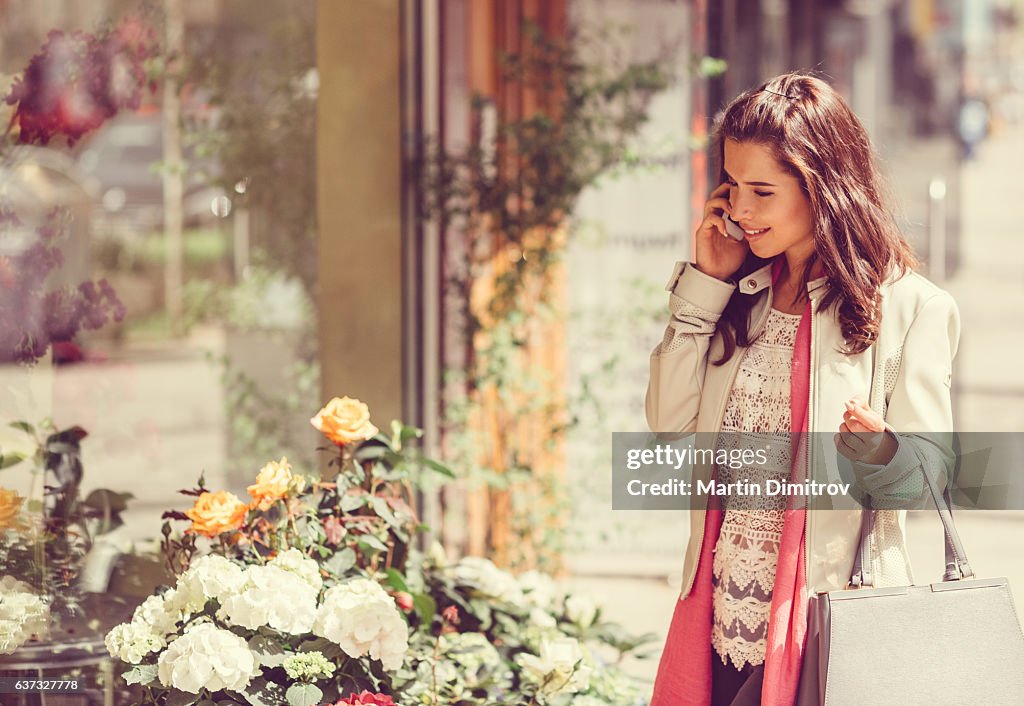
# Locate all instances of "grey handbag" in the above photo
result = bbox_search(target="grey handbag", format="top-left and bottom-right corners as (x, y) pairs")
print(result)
(796, 465), (1024, 705)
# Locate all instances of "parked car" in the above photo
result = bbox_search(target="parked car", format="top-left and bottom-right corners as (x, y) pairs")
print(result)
(76, 112), (230, 236)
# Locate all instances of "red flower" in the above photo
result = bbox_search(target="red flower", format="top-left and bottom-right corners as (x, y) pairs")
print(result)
(394, 591), (414, 613)
(4, 19), (157, 147)
(330, 692), (397, 706)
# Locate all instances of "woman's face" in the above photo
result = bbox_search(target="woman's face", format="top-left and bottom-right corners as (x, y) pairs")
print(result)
(723, 139), (815, 265)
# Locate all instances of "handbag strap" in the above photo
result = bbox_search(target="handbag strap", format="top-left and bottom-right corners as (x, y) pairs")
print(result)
(850, 456), (974, 587)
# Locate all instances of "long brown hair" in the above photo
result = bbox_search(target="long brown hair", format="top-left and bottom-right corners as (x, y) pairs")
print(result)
(711, 72), (916, 365)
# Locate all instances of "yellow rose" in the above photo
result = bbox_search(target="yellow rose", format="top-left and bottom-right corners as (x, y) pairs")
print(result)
(185, 491), (249, 538)
(310, 396), (379, 446)
(247, 457), (295, 511)
(0, 487), (25, 531)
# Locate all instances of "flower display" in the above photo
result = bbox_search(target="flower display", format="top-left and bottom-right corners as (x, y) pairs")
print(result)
(107, 397), (650, 706)
(310, 396), (379, 446)
(184, 491), (249, 538)
(0, 488), (25, 531)
(0, 576), (50, 655)
(156, 622), (257, 694)
(247, 457), (300, 510)
(313, 579), (408, 670)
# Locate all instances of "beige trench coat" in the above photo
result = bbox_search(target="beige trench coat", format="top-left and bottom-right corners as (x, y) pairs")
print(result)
(646, 262), (960, 597)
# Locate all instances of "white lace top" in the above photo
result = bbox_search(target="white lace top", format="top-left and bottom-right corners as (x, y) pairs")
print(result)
(711, 308), (801, 670)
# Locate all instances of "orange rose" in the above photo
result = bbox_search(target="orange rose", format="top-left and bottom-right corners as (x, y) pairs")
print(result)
(185, 491), (249, 538)
(310, 397), (379, 446)
(0, 487), (25, 531)
(247, 457), (298, 510)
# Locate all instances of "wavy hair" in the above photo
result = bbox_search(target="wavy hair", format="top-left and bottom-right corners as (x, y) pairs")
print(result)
(711, 72), (916, 365)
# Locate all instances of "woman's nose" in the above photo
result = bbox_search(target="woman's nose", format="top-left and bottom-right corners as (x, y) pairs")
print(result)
(730, 191), (753, 218)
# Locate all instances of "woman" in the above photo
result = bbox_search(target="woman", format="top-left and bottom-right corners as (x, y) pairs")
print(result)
(646, 73), (959, 706)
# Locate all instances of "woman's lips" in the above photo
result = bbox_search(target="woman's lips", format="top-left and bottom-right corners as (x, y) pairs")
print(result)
(743, 226), (770, 240)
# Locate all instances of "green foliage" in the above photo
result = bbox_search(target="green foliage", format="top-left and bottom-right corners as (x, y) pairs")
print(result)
(0, 419), (130, 612)
(421, 21), (677, 570)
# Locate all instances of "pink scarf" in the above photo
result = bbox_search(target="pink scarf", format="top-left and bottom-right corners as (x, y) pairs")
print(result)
(650, 260), (810, 706)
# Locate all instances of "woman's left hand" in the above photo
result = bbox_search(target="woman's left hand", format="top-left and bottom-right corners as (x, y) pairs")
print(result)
(835, 398), (897, 466)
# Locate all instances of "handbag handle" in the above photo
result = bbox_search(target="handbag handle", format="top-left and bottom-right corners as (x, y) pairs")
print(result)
(849, 455), (974, 587)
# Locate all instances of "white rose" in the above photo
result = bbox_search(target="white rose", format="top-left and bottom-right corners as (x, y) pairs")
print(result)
(157, 622), (256, 693)
(518, 570), (561, 611)
(452, 557), (524, 604)
(220, 565), (318, 634)
(516, 637), (592, 696)
(530, 607), (557, 629)
(564, 594), (598, 629)
(105, 622), (164, 664)
(313, 578), (408, 670)
(268, 548), (323, 591)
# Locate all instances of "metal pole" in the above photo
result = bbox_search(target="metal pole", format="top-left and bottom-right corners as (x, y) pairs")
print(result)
(928, 176), (947, 281)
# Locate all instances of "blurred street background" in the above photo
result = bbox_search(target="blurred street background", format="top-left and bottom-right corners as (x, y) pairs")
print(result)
(2, 0), (1024, 691)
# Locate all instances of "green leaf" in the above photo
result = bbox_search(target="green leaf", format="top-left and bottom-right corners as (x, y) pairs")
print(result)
(0, 452), (26, 470)
(247, 635), (287, 668)
(9, 421), (34, 434)
(339, 493), (366, 513)
(165, 690), (198, 706)
(83, 489), (134, 513)
(285, 683), (322, 706)
(385, 568), (409, 593)
(423, 458), (456, 479)
(122, 664), (159, 686)
(242, 678), (287, 706)
(413, 592), (436, 624)
(357, 535), (388, 554)
(369, 496), (399, 527)
(323, 548), (356, 576)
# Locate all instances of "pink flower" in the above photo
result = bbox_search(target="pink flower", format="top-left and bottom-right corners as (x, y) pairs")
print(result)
(330, 692), (397, 706)
(394, 592), (414, 613)
(323, 515), (346, 545)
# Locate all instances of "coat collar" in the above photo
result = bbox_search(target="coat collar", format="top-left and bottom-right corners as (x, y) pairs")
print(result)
(737, 262), (829, 299)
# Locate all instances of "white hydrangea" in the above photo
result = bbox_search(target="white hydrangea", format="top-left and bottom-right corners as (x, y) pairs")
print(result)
(219, 565), (318, 634)
(518, 570), (562, 611)
(268, 547), (323, 591)
(452, 557), (524, 604)
(105, 622), (164, 664)
(313, 578), (408, 670)
(0, 576), (50, 655)
(131, 593), (178, 637)
(516, 637), (592, 697)
(170, 555), (247, 615)
(564, 594), (598, 629)
(157, 622), (257, 694)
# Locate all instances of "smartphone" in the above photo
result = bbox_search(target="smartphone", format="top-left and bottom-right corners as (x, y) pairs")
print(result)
(722, 212), (746, 241)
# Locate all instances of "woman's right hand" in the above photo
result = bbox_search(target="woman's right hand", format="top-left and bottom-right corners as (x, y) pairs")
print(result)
(694, 182), (749, 281)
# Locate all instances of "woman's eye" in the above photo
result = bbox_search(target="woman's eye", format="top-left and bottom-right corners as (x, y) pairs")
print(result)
(755, 191), (773, 197)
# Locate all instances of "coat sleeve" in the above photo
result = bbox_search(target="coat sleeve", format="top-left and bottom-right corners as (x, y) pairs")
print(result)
(645, 262), (736, 434)
(852, 291), (961, 509)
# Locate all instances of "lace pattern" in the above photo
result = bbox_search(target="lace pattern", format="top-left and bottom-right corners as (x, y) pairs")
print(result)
(712, 309), (799, 670)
